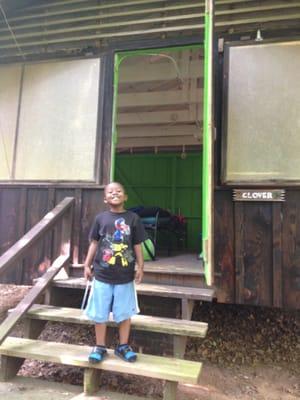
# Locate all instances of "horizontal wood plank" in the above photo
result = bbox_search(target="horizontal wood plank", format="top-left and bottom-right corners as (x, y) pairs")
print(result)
(118, 89), (203, 108)
(72, 254), (204, 276)
(0, 337), (202, 384)
(51, 278), (215, 301)
(0, 3), (202, 34)
(2, 3), (299, 44)
(118, 124), (202, 138)
(117, 136), (201, 148)
(25, 304), (208, 338)
(120, 61), (203, 83)
(117, 109), (200, 126)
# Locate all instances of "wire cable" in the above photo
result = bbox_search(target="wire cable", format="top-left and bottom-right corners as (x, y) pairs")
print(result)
(0, 2), (26, 60)
(0, 120), (12, 178)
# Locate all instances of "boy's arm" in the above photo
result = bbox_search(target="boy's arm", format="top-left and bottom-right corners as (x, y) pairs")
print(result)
(134, 243), (144, 284)
(84, 240), (98, 280)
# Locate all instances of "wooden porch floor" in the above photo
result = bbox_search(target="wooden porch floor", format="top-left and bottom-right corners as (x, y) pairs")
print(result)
(142, 252), (204, 276)
(70, 253), (206, 287)
(72, 253), (204, 277)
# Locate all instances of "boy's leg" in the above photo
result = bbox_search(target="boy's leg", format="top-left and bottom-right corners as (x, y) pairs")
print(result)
(115, 319), (137, 362)
(88, 323), (108, 364)
(95, 323), (107, 346)
(118, 318), (131, 345)
(113, 282), (139, 362)
(84, 280), (113, 363)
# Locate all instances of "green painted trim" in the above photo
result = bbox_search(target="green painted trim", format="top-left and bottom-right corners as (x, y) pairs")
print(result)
(110, 53), (120, 181)
(202, 15), (209, 239)
(116, 44), (203, 59)
(202, 1), (214, 285)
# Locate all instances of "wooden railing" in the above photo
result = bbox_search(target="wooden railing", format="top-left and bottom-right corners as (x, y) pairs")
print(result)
(0, 197), (75, 345)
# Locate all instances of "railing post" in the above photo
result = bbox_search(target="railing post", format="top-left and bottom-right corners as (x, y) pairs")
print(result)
(56, 202), (74, 279)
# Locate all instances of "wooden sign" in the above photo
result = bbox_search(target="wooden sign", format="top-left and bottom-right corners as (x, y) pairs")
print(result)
(233, 189), (285, 202)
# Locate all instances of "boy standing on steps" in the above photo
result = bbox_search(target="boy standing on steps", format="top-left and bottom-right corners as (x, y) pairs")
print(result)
(84, 181), (146, 363)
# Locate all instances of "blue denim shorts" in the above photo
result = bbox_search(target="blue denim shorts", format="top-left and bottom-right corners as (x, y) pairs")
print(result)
(84, 279), (139, 324)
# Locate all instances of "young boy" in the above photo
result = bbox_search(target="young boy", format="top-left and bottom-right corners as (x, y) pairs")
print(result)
(84, 182), (146, 363)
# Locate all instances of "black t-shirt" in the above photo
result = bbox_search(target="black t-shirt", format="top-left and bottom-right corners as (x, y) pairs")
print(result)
(89, 210), (146, 284)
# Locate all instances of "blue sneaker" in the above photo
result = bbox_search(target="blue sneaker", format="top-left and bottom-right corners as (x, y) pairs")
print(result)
(88, 345), (107, 364)
(114, 344), (137, 362)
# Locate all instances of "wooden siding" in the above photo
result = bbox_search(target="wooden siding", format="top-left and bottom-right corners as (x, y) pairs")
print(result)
(214, 189), (300, 309)
(0, 0), (300, 61)
(0, 187), (105, 285)
(0, 186), (298, 309)
(0, 2), (299, 309)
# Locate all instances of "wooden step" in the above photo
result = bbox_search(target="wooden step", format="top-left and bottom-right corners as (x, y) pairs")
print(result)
(0, 336), (202, 385)
(71, 392), (147, 400)
(51, 278), (215, 302)
(26, 304), (208, 338)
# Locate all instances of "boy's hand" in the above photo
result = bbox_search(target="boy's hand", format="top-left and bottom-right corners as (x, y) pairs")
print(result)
(84, 265), (93, 281)
(135, 267), (144, 284)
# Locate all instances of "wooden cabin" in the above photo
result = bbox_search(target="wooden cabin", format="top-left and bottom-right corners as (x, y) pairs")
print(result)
(0, 0), (299, 313)
(0, 1), (299, 398)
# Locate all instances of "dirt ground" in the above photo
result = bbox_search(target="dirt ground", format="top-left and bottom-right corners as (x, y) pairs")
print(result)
(0, 284), (299, 400)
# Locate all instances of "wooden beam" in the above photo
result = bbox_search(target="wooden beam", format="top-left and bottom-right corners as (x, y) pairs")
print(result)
(173, 299), (195, 358)
(0, 3), (203, 34)
(0, 355), (24, 381)
(163, 381), (178, 400)
(2, 0), (172, 24)
(0, 24), (205, 50)
(215, 12), (300, 28)
(1, 12), (300, 54)
(234, 202), (245, 304)
(0, 197), (74, 278)
(0, 12), (204, 43)
(272, 203), (283, 308)
(117, 108), (201, 126)
(0, 254), (70, 345)
(117, 136), (201, 148)
(217, 2), (300, 18)
(0, 2), (299, 42)
(120, 60), (203, 83)
(17, 0), (95, 12)
(118, 124), (202, 138)
(84, 368), (101, 395)
(2, 0), (279, 26)
(118, 89), (203, 108)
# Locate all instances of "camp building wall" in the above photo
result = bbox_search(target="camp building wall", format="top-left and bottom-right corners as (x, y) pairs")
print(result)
(0, 0), (299, 309)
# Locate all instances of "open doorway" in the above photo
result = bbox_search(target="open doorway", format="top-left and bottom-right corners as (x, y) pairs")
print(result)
(112, 46), (204, 270)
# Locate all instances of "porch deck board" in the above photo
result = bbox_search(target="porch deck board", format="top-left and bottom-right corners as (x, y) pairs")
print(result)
(51, 278), (214, 302)
(72, 253), (204, 276)
(144, 253), (204, 275)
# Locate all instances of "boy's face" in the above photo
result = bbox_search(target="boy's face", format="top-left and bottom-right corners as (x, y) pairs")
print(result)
(104, 183), (127, 207)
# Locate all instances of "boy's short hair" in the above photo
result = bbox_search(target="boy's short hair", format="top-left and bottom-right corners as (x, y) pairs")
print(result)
(104, 182), (126, 193)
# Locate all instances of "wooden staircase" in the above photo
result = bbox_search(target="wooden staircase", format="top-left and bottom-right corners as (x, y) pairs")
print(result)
(0, 197), (214, 399)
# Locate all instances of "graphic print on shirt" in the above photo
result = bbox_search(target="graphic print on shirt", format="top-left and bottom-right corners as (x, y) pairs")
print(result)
(100, 218), (134, 268)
